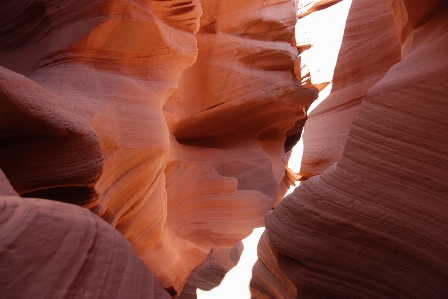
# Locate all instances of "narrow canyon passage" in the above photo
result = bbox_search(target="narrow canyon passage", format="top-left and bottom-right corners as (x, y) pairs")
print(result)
(197, 2), (352, 297)
(0, 0), (447, 299)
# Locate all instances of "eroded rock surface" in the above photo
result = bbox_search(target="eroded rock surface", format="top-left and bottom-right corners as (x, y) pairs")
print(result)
(252, 0), (448, 298)
(179, 242), (243, 299)
(2, 0), (444, 297)
(0, 0), (313, 296)
(0, 173), (170, 299)
(299, 0), (402, 178)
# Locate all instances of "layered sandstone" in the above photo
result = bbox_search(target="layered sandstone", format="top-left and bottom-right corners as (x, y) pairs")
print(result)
(0, 171), (170, 299)
(178, 242), (243, 298)
(252, 0), (448, 298)
(163, 4), (316, 294)
(0, 0), (202, 292)
(3, 0), (445, 297)
(299, 0), (402, 179)
(0, 0), (314, 297)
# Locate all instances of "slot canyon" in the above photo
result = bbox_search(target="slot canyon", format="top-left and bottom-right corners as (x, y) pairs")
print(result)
(0, 0), (447, 298)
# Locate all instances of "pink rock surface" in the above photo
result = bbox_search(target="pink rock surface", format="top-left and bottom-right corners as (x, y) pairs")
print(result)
(0, 0), (312, 296)
(253, 0), (448, 298)
(0, 176), (170, 299)
(163, 0), (316, 292)
(0, 170), (18, 196)
(299, 0), (402, 179)
(179, 242), (243, 299)
(297, 0), (342, 19)
(250, 232), (297, 299)
(0, 0), (205, 295)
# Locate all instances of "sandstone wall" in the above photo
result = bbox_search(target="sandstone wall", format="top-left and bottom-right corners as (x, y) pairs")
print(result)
(0, 170), (170, 299)
(252, 0), (448, 298)
(0, 0), (313, 297)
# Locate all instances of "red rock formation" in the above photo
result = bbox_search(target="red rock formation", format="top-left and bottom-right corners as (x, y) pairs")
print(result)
(250, 232), (297, 299)
(297, 0), (342, 19)
(179, 242), (243, 298)
(164, 0), (317, 293)
(299, 0), (402, 179)
(252, 0), (448, 298)
(0, 171), (170, 299)
(0, 0), (313, 296)
(0, 0), (202, 291)
(164, 0), (316, 207)
(0, 170), (18, 196)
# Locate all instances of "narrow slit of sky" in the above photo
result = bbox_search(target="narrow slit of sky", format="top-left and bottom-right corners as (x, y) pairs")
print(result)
(197, 1), (352, 298)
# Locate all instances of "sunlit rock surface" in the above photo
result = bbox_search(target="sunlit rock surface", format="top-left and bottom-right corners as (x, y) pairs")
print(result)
(252, 0), (448, 298)
(178, 242), (243, 298)
(0, 0), (202, 293)
(250, 232), (297, 299)
(299, 0), (402, 178)
(3, 0), (444, 297)
(0, 0), (314, 297)
(0, 171), (170, 299)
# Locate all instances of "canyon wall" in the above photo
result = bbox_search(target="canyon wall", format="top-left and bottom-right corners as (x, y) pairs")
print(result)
(0, 170), (171, 299)
(0, 0), (314, 297)
(1, 0), (446, 298)
(251, 0), (448, 298)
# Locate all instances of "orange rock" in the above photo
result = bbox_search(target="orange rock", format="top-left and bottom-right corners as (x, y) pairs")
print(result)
(1, 0), (202, 295)
(299, 0), (402, 179)
(0, 0), (313, 296)
(254, 0), (448, 297)
(297, 0), (343, 19)
(250, 232), (297, 299)
(0, 174), (170, 299)
(162, 0), (317, 293)
(179, 242), (243, 298)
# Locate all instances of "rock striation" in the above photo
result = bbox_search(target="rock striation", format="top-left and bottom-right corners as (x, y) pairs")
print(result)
(0, 171), (171, 299)
(178, 242), (243, 298)
(0, 0), (203, 291)
(252, 0), (448, 298)
(299, 0), (402, 179)
(0, 0), (314, 297)
(2, 0), (445, 297)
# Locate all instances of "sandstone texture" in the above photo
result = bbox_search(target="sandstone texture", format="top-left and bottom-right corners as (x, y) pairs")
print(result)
(299, 0), (402, 179)
(250, 232), (297, 299)
(0, 0), (314, 297)
(252, 0), (448, 298)
(0, 172), (170, 299)
(178, 242), (243, 298)
(1, 0), (447, 297)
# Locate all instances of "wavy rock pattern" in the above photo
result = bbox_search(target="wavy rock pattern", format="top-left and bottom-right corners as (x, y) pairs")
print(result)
(163, 0), (317, 292)
(0, 174), (170, 299)
(0, 0), (312, 296)
(253, 0), (448, 298)
(0, 0), (202, 292)
(179, 242), (243, 298)
(165, 0), (317, 207)
(250, 232), (297, 299)
(297, 0), (342, 19)
(299, 0), (402, 179)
